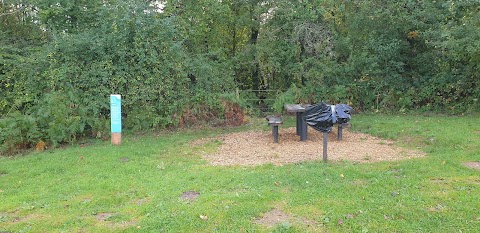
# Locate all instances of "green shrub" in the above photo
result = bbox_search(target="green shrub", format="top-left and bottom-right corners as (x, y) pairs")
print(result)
(0, 112), (40, 154)
(178, 92), (246, 127)
(272, 84), (302, 114)
(32, 93), (84, 147)
(0, 92), (110, 155)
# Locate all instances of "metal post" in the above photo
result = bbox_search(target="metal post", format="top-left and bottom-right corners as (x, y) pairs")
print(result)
(273, 125), (279, 143)
(323, 132), (328, 162)
(300, 118), (308, 141)
(338, 124), (343, 141)
(296, 112), (301, 136)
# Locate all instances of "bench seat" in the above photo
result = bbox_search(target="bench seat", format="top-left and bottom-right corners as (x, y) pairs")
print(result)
(266, 116), (282, 143)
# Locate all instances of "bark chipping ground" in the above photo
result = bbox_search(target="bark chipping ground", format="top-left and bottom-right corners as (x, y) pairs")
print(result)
(197, 127), (425, 166)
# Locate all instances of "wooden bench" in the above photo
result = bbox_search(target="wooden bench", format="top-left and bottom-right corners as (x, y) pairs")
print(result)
(266, 116), (283, 143)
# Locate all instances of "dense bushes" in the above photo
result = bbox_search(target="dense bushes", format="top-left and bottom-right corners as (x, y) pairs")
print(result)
(179, 93), (246, 127)
(0, 1), (241, 154)
(270, 0), (480, 113)
(0, 92), (110, 153)
(1, 0), (480, 154)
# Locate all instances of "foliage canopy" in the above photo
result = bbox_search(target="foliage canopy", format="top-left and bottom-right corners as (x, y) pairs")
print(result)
(1, 0), (479, 152)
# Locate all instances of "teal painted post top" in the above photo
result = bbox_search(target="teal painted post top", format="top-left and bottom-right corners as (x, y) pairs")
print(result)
(110, 95), (122, 133)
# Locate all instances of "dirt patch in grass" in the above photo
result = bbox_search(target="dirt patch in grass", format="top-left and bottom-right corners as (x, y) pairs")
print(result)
(463, 162), (480, 170)
(0, 212), (10, 223)
(96, 213), (115, 221)
(351, 179), (369, 186)
(430, 178), (447, 184)
(11, 214), (43, 223)
(198, 127), (425, 166)
(133, 197), (150, 205)
(95, 213), (138, 229)
(427, 204), (447, 212)
(180, 191), (200, 202)
(253, 208), (316, 228)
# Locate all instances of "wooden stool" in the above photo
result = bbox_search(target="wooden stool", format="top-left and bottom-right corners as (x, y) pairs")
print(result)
(266, 116), (283, 143)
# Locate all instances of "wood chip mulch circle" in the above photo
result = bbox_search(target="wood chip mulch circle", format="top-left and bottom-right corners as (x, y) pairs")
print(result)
(197, 127), (425, 166)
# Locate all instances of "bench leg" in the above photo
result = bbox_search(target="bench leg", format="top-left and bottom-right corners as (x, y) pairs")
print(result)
(272, 125), (279, 143)
(300, 118), (307, 141)
(296, 112), (301, 135)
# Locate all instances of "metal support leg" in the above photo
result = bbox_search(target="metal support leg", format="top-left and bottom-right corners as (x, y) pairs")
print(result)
(273, 125), (279, 143)
(338, 124), (343, 141)
(296, 112), (301, 136)
(300, 118), (308, 141)
(323, 132), (328, 162)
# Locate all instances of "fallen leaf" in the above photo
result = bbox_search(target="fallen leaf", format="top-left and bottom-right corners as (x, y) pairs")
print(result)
(338, 219), (344, 225)
(200, 215), (208, 220)
(384, 215), (390, 220)
(345, 214), (354, 219)
(340, 174), (345, 178)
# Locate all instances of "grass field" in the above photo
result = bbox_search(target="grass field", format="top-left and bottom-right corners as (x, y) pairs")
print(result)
(1, 114), (479, 232)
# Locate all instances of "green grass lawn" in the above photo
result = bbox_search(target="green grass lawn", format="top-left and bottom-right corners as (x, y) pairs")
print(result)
(1, 114), (479, 232)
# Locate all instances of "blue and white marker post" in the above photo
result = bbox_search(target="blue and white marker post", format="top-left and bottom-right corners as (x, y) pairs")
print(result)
(110, 95), (122, 145)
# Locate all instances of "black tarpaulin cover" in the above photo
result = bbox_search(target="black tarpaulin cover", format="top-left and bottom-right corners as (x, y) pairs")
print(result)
(302, 103), (353, 133)
(335, 104), (353, 124)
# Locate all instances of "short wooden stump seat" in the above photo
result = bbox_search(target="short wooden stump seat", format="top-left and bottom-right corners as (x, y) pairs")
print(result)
(266, 116), (283, 143)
